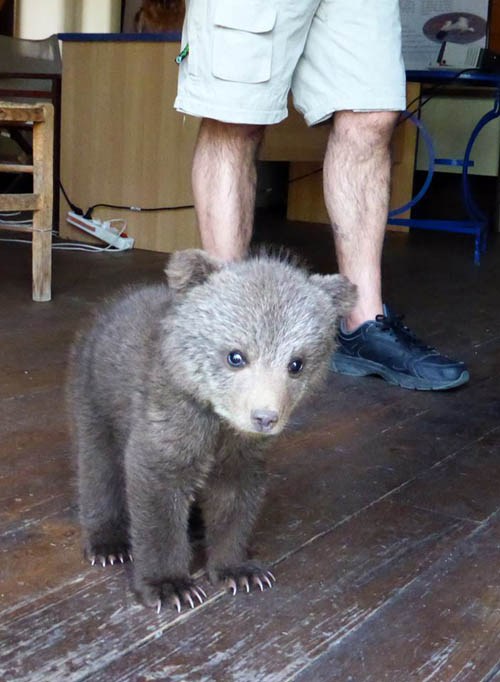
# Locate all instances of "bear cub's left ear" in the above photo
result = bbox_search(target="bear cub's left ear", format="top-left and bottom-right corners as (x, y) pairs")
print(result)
(309, 273), (358, 316)
(165, 249), (223, 293)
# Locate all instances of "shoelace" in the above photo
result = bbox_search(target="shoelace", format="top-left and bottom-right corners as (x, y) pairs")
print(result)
(375, 312), (435, 352)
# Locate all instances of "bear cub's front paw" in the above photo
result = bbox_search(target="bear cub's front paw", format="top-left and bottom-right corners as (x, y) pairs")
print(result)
(85, 540), (133, 567)
(134, 575), (207, 614)
(217, 562), (276, 595)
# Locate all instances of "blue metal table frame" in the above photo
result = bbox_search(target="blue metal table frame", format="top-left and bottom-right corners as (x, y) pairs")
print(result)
(388, 69), (500, 265)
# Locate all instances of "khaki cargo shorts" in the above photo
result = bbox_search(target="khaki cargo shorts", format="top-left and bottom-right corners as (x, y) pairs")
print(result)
(174, 0), (407, 126)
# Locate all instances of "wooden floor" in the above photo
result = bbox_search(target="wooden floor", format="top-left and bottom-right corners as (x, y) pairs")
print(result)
(1, 220), (500, 682)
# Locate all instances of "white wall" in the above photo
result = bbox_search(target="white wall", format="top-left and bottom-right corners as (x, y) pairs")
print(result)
(80, 0), (121, 33)
(16, 0), (121, 38)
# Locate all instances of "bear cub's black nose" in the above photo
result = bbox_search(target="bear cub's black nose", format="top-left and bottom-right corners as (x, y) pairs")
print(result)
(251, 409), (279, 433)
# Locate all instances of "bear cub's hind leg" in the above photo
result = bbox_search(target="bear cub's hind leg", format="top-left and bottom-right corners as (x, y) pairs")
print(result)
(77, 426), (132, 567)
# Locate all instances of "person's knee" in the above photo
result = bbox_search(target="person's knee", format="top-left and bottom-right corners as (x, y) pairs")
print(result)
(332, 111), (399, 157)
(199, 118), (266, 151)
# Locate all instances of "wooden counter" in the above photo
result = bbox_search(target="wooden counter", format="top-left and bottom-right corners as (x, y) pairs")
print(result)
(59, 35), (417, 251)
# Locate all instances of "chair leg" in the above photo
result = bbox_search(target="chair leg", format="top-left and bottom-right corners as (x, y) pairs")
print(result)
(32, 227), (52, 302)
(31, 104), (54, 302)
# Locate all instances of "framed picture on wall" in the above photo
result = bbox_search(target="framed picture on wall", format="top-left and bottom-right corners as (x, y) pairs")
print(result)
(121, 0), (184, 33)
(400, 0), (490, 69)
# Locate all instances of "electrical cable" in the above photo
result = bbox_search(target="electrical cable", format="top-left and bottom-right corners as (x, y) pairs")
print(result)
(0, 217), (32, 225)
(59, 180), (195, 219)
(288, 167), (324, 184)
(59, 181), (84, 215)
(0, 233), (127, 253)
(83, 201), (195, 219)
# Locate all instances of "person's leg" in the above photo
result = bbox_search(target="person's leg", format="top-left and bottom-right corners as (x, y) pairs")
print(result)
(292, 0), (468, 390)
(323, 110), (398, 331)
(191, 119), (266, 261)
(324, 110), (469, 390)
(324, 107), (469, 389)
(175, 1), (321, 259)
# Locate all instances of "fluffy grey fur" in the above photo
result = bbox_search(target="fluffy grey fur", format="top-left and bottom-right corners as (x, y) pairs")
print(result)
(67, 249), (356, 611)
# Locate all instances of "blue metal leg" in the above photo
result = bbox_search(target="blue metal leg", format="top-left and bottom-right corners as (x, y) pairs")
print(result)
(388, 88), (500, 265)
(462, 90), (500, 223)
(388, 113), (436, 219)
(462, 90), (500, 263)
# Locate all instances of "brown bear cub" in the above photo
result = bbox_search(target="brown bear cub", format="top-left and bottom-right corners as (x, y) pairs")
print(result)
(68, 249), (356, 613)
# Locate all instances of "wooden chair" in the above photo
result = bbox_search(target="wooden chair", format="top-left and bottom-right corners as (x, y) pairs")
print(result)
(0, 35), (61, 302)
(0, 101), (54, 301)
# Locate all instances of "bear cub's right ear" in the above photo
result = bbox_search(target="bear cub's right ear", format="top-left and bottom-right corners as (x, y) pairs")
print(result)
(165, 249), (223, 293)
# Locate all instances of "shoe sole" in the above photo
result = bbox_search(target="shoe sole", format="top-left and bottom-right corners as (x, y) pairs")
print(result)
(330, 353), (470, 391)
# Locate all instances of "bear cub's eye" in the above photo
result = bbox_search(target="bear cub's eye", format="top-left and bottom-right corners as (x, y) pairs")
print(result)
(227, 350), (247, 368)
(288, 358), (304, 375)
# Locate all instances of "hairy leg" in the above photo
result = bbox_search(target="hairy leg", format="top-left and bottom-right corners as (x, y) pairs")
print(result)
(323, 110), (399, 330)
(192, 118), (266, 261)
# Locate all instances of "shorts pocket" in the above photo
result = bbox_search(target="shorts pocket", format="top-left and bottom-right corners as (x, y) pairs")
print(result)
(212, 0), (277, 83)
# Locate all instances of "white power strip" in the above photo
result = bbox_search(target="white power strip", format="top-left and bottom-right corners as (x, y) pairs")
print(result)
(66, 211), (135, 250)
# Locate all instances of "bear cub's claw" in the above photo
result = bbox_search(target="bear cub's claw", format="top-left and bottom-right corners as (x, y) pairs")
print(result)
(218, 563), (276, 595)
(135, 576), (207, 614)
(86, 542), (133, 568)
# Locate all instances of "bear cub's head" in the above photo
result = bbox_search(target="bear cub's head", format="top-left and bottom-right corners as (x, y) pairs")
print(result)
(164, 249), (357, 437)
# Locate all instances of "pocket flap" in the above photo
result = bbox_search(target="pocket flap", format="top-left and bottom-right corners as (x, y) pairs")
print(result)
(214, 0), (277, 33)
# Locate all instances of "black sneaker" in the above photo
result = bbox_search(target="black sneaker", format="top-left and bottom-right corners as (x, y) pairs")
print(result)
(330, 306), (469, 391)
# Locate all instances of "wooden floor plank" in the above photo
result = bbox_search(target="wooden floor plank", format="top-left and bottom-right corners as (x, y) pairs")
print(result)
(292, 511), (500, 682)
(392, 425), (500, 523)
